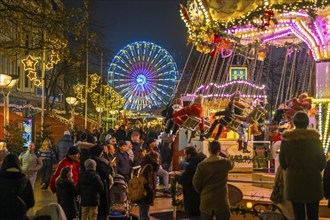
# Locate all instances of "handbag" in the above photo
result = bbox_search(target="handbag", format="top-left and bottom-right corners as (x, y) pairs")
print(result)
(270, 171), (283, 204)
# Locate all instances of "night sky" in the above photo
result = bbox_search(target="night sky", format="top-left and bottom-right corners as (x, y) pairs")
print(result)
(89, 0), (189, 68)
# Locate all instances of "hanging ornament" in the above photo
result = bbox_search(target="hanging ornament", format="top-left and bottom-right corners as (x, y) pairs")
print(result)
(260, 10), (275, 29)
(287, 47), (294, 57)
(21, 55), (38, 71)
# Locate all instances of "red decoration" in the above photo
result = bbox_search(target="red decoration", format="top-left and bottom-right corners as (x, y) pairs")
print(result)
(210, 34), (232, 58)
(260, 10), (275, 29)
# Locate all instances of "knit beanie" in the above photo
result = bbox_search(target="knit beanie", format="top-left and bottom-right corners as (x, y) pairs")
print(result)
(67, 146), (79, 155)
(84, 159), (97, 171)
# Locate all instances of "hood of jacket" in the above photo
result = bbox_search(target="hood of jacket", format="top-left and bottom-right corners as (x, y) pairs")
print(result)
(282, 128), (320, 141)
(0, 171), (28, 192)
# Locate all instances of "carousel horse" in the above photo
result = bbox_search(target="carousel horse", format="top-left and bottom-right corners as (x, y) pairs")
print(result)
(284, 93), (312, 123)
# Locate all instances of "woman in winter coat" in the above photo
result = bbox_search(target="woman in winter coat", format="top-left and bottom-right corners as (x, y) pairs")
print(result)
(56, 166), (78, 220)
(0, 154), (35, 220)
(279, 111), (326, 220)
(39, 138), (58, 190)
(137, 151), (160, 220)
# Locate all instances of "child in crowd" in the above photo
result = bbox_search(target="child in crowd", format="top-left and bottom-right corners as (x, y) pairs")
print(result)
(56, 166), (78, 220)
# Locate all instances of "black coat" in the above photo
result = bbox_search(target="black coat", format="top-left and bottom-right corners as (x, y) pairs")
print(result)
(0, 171), (35, 220)
(56, 179), (77, 220)
(91, 156), (113, 216)
(77, 170), (104, 207)
(324, 160), (330, 208)
(115, 129), (127, 142)
(137, 156), (159, 205)
(115, 151), (131, 177)
(176, 152), (206, 217)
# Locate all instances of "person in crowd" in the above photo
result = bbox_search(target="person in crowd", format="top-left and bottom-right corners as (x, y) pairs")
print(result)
(133, 148), (147, 166)
(175, 146), (206, 220)
(89, 145), (113, 220)
(115, 140), (132, 181)
(148, 138), (171, 194)
(107, 143), (117, 173)
(193, 141), (234, 220)
(50, 146), (80, 193)
(108, 136), (117, 149)
(56, 166), (78, 220)
(77, 132), (96, 172)
(140, 134), (148, 150)
(55, 130), (74, 161)
(126, 139), (135, 163)
(324, 158), (330, 209)
(0, 154), (35, 219)
(131, 131), (141, 155)
(161, 95), (204, 142)
(77, 159), (104, 220)
(115, 125), (127, 142)
(271, 121), (289, 173)
(279, 111), (326, 220)
(104, 128), (115, 143)
(92, 128), (101, 142)
(137, 151), (160, 220)
(39, 138), (58, 190)
(159, 141), (173, 171)
(0, 141), (9, 169)
(19, 142), (43, 189)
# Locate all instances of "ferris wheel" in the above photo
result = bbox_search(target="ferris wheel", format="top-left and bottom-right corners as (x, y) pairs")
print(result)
(108, 41), (179, 111)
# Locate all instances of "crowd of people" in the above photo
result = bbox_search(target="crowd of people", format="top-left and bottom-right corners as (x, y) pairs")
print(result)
(0, 105), (329, 220)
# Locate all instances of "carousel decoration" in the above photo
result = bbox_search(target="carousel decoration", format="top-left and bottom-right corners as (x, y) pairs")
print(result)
(108, 41), (179, 111)
(180, 0), (330, 153)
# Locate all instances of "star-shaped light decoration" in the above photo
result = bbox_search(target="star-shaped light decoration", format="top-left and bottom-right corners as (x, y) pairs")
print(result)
(50, 51), (61, 64)
(46, 62), (54, 70)
(90, 73), (101, 84)
(21, 55), (38, 71)
(73, 83), (84, 94)
(27, 71), (37, 81)
(34, 79), (42, 87)
(287, 47), (294, 57)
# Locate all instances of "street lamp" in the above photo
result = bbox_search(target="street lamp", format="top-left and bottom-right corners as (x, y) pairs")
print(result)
(66, 97), (78, 130)
(96, 107), (103, 129)
(0, 74), (19, 139)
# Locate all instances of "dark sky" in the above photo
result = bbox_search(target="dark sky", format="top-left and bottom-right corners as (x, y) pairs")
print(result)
(89, 0), (189, 68)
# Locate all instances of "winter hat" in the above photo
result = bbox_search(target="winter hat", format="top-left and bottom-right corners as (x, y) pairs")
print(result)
(193, 94), (203, 104)
(89, 144), (103, 156)
(84, 159), (97, 171)
(67, 146), (80, 155)
(64, 130), (71, 136)
(147, 138), (157, 146)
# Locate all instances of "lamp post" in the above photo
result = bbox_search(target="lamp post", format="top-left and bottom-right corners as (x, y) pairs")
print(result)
(66, 97), (78, 130)
(0, 74), (19, 139)
(96, 107), (103, 129)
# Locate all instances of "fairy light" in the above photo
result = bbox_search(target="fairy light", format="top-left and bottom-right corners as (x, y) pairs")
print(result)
(318, 103), (323, 141)
(194, 80), (265, 94)
(314, 98), (330, 103)
(323, 103), (330, 150)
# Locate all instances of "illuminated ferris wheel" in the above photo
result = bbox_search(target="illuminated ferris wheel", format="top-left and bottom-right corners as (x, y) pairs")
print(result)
(108, 41), (179, 111)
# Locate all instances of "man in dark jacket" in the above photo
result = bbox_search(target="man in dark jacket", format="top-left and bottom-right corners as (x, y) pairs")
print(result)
(77, 159), (104, 220)
(115, 140), (132, 182)
(280, 111), (326, 220)
(324, 159), (330, 208)
(115, 125), (127, 142)
(89, 145), (113, 220)
(55, 130), (74, 161)
(175, 146), (206, 219)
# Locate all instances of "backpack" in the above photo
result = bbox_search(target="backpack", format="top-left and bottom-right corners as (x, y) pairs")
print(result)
(128, 164), (152, 203)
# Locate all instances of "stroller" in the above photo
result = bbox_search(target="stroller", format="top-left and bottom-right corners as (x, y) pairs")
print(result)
(253, 203), (288, 220)
(109, 174), (131, 220)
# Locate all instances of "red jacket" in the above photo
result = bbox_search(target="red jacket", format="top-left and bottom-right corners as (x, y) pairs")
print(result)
(173, 103), (204, 131)
(50, 156), (80, 193)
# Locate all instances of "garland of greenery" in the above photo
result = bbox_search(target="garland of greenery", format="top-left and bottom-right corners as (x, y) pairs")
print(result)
(188, 1), (324, 47)
(230, 153), (272, 163)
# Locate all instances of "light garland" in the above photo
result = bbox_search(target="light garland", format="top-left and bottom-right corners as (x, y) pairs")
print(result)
(323, 103), (330, 150)
(193, 80), (265, 94)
